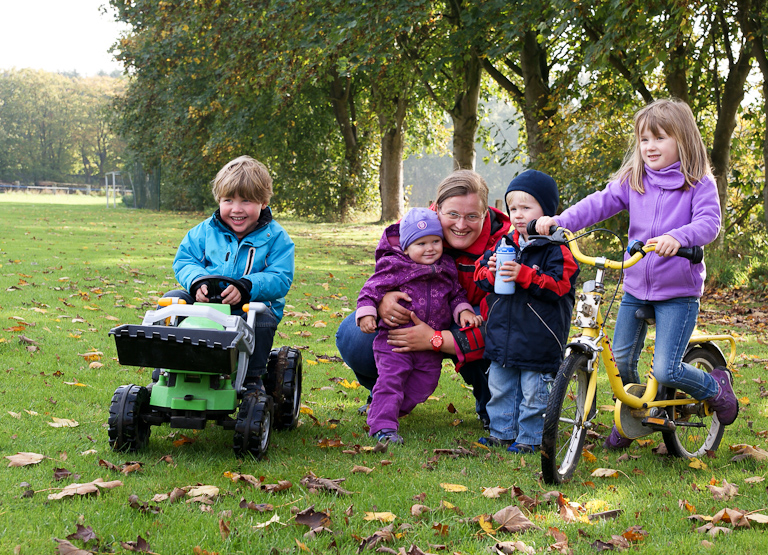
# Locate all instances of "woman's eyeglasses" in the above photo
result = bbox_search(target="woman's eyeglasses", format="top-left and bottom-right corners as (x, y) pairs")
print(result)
(439, 210), (484, 224)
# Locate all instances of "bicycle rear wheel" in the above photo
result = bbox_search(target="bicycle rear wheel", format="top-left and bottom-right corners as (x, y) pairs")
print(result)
(662, 345), (726, 458)
(541, 353), (594, 484)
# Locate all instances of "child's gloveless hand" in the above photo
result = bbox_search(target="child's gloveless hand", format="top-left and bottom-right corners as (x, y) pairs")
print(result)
(459, 310), (483, 328)
(648, 234), (681, 257)
(359, 315), (377, 334)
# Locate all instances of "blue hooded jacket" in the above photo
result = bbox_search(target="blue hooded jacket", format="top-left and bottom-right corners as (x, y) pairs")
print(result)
(173, 207), (294, 320)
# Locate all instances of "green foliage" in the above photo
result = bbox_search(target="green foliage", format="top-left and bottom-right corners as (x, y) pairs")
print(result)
(0, 69), (125, 184)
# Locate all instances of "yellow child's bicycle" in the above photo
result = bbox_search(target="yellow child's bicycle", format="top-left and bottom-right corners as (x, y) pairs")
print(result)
(533, 223), (736, 485)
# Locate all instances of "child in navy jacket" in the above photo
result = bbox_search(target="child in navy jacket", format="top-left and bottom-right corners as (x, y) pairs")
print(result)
(474, 170), (579, 453)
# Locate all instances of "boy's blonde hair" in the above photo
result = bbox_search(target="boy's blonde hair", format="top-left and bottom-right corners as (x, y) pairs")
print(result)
(614, 98), (712, 193)
(211, 155), (273, 203)
(434, 169), (489, 213)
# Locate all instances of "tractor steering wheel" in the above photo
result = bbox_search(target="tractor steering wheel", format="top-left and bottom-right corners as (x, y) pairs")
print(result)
(189, 275), (250, 312)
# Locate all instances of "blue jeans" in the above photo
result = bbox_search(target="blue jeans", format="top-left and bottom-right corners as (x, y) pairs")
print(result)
(486, 360), (554, 445)
(613, 292), (717, 400)
(161, 290), (277, 379)
(335, 311), (491, 419)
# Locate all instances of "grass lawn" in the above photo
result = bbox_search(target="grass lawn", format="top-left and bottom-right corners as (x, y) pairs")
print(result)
(1, 198), (767, 555)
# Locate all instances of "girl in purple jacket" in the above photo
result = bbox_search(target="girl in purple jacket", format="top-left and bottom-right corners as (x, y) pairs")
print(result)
(357, 208), (483, 444)
(536, 98), (738, 449)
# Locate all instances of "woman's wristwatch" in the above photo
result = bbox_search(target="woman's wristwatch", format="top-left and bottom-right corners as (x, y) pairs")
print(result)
(430, 330), (443, 351)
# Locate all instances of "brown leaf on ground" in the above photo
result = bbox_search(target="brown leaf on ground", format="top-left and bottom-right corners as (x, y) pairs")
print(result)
(119, 535), (156, 553)
(65, 524), (98, 545)
(351, 465), (374, 474)
(128, 494), (161, 514)
(262, 480), (293, 493)
(411, 504), (431, 516)
(621, 525), (648, 542)
(54, 467), (73, 481)
(53, 537), (93, 555)
(295, 505), (332, 529)
(300, 471), (351, 495)
(706, 480), (738, 501)
(6, 452), (46, 467)
(433, 447), (475, 458)
(587, 509), (624, 521)
(356, 525), (395, 553)
(547, 526), (571, 555)
(729, 444), (768, 461)
(512, 485), (538, 511)
(481, 486), (508, 499)
(239, 498), (273, 512)
(224, 471), (263, 487)
(492, 505), (540, 533)
(48, 478), (123, 500)
(219, 519), (230, 541)
(491, 540), (536, 554)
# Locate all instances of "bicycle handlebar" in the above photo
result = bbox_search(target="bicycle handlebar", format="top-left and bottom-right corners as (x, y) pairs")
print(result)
(526, 220), (704, 268)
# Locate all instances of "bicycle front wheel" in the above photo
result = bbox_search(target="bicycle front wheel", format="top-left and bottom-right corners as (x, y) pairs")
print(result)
(662, 345), (726, 458)
(541, 353), (594, 484)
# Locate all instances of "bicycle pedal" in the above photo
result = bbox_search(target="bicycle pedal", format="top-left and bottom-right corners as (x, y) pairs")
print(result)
(642, 416), (676, 432)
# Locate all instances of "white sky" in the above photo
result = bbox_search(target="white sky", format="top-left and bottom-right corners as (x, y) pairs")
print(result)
(0, 0), (128, 76)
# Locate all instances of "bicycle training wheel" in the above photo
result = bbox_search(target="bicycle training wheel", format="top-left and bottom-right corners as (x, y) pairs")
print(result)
(661, 345), (726, 459)
(541, 353), (595, 484)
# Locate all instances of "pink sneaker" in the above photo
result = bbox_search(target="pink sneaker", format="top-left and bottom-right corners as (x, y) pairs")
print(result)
(603, 426), (633, 450)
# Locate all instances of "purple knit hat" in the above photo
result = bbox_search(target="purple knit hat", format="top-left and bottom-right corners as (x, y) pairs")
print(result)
(400, 207), (443, 250)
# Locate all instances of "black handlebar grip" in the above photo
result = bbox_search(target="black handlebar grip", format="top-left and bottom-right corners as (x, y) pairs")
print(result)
(526, 219), (558, 237)
(676, 246), (704, 264)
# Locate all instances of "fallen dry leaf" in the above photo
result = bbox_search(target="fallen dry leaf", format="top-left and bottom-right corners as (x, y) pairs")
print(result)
(439, 483), (467, 493)
(590, 468), (619, 478)
(364, 511), (397, 523)
(730, 444), (768, 461)
(481, 486), (508, 499)
(707, 480), (738, 501)
(6, 452), (46, 467)
(49, 417), (79, 428)
(48, 478), (123, 500)
(492, 505), (540, 533)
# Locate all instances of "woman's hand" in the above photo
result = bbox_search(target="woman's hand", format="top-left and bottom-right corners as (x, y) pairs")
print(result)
(648, 234), (681, 257)
(378, 291), (412, 328)
(386, 312), (435, 353)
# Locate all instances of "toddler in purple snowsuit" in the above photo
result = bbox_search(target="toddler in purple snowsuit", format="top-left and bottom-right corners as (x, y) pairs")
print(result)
(357, 208), (483, 444)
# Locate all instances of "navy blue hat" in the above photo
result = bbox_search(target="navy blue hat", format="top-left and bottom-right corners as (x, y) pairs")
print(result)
(400, 207), (443, 250)
(505, 170), (559, 217)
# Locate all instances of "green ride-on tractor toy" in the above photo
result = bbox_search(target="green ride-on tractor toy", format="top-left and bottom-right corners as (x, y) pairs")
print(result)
(107, 276), (302, 459)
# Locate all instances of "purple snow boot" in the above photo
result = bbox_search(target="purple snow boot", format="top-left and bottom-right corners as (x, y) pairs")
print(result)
(603, 426), (633, 450)
(706, 367), (739, 425)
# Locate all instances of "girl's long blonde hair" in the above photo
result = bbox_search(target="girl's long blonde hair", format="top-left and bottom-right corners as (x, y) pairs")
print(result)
(613, 98), (713, 193)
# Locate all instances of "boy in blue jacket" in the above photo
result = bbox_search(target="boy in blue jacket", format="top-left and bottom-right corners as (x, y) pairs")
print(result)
(474, 170), (578, 453)
(166, 155), (294, 391)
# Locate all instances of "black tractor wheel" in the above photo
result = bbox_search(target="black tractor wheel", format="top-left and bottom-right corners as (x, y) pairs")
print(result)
(107, 384), (151, 452)
(264, 346), (303, 430)
(233, 393), (274, 460)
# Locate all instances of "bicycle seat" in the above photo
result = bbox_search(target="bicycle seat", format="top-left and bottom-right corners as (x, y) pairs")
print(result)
(635, 305), (655, 325)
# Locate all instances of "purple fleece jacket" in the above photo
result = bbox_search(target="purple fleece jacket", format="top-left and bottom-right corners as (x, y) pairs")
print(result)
(356, 223), (473, 330)
(555, 163), (721, 301)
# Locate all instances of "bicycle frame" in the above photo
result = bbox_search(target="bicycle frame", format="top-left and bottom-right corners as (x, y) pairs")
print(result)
(563, 228), (736, 425)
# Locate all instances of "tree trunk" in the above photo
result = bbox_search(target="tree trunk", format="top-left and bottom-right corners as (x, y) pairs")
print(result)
(449, 53), (482, 170)
(520, 30), (555, 165)
(708, 47), (753, 245)
(377, 92), (408, 222)
(329, 68), (361, 221)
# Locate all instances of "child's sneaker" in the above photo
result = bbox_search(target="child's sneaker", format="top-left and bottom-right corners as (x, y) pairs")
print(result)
(507, 442), (537, 454)
(243, 376), (265, 396)
(706, 367), (739, 425)
(375, 429), (404, 445)
(477, 436), (514, 448)
(603, 426), (633, 450)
